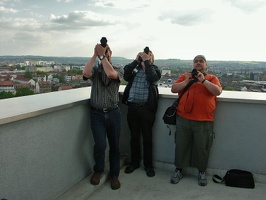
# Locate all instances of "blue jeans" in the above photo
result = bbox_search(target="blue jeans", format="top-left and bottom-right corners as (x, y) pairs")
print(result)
(90, 107), (121, 178)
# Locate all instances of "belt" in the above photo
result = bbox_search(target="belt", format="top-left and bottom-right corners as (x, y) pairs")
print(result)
(127, 102), (148, 107)
(91, 106), (118, 113)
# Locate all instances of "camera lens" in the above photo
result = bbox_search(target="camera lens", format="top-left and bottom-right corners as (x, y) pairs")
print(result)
(100, 37), (107, 47)
(191, 69), (198, 79)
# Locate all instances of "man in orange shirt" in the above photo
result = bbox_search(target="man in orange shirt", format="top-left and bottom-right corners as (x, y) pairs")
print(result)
(170, 55), (222, 186)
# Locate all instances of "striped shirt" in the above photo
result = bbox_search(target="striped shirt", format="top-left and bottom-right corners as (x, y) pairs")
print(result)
(89, 64), (124, 109)
(128, 69), (149, 103)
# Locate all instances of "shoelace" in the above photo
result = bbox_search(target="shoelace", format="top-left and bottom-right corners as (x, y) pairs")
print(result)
(173, 171), (182, 178)
(199, 173), (206, 179)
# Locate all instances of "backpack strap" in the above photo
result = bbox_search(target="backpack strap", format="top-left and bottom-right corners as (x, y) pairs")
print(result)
(166, 79), (197, 135)
(178, 79), (197, 100)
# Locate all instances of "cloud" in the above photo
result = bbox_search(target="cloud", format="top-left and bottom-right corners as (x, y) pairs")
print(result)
(0, 6), (18, 13)
(49, 11), (117, 30)
(94, 1), (115, 7)
(0, 17), (40, 30)
(92, 0), (149, 9)
(159, 9), (213, 26)
(56, 0), (73, 3)
(227, 0), (266, 13)
(12, 32), (42, 44)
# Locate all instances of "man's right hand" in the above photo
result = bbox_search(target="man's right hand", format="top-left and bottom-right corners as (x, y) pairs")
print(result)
(184, 72), (192, 83)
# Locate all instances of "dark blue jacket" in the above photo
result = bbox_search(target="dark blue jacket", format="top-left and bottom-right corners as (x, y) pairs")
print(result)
(122, 60), (161, 112)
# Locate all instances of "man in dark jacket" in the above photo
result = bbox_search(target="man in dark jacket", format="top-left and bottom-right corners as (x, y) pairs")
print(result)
(122, 47), (161, 177)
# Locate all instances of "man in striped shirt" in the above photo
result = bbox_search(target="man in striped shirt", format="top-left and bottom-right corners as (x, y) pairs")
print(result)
(83, 38), (124, 190)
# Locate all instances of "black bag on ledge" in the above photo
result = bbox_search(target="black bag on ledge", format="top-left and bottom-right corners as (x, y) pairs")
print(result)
(212, 169), (255, 189)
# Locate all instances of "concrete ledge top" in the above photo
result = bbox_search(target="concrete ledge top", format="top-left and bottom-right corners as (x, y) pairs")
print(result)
(1, 86), (266, 125)
(157, 86), (266, 104)
(0, 87), (91, 125)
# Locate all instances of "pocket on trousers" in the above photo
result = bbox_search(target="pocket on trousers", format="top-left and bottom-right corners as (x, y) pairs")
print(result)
(207, 131), (215, 150)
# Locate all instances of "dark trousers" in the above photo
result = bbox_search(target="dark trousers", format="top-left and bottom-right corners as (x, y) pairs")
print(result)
(127, 105), (155, 168)
(90, 107), (121, 178)
(175, 116), (214, 172)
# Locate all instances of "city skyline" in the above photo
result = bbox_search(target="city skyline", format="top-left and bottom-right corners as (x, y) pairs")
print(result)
(0, 0), (266, 62)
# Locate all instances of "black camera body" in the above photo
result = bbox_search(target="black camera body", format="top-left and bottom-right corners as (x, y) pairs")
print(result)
(138, 46), (150, 62)
(191, 69), (199, 79)
(100, 37), (107, 47)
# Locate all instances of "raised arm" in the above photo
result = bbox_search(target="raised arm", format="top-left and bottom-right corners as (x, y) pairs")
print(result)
(171, 72), (191, 93)
(95, 44), (119, 79)
(83, 46), (97, 78)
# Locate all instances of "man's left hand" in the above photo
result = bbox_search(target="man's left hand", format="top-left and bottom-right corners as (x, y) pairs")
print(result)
(139, 52), (150, 62)
(197, 72), (205, 82)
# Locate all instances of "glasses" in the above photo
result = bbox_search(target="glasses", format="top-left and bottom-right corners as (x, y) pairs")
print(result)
(194, 59), (205, 63)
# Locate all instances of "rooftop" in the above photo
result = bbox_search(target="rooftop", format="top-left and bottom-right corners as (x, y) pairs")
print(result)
(59, 160), (266, 200)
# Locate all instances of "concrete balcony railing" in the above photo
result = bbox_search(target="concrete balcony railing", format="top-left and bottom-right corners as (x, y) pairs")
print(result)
(1, 86), (266, 200)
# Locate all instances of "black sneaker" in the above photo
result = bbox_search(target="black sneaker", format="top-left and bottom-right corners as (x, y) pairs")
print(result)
(124, 165), (139, 174)
(145, 168), (155, 177)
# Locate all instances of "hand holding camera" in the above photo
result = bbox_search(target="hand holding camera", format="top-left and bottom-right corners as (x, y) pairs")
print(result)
(137, 46), (150, 62)
(190, 69), (205, 82)
(95, 44), (106, 57)
(96, 37), (111, 59)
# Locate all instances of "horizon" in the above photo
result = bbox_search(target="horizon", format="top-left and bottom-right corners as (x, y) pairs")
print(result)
(0, 55), (265, 63)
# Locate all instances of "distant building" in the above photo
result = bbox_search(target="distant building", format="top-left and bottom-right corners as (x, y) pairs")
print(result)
(36, 81), (51, 94)
(65, 75), (76, 82)
(36, 61), (55, 66)
(36, 66), (53, 72)
(47, 74), (53, 82)
(14, 83), (32, 91)
(13, 77), (35, 87)
(53, 65), (62, 72)
(25, 66), (36, 72)
(52, 78), (60, 84)
(62, 65), (71, 71)
(0, 74), (12, 81)
(75, 75), (83, 80)
(162, 70), (171, 76)
(25, 60), (38, 66)
(72, 66), (84, 70)
(58, 86), (73, 91)
(32, 75), (46, 82)
(0, 80), (15, 93)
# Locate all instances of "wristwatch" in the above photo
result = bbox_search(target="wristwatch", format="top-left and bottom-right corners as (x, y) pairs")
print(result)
(99, 55), (105, 60)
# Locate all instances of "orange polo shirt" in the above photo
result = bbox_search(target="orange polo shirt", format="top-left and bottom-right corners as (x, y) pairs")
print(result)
(175, 74), (221, 121)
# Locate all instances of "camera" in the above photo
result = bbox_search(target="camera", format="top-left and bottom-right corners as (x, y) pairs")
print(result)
(100, 37), (107, 47)
(138, 46), (150, 62)
(144, 46), (150, 54)
(100, 37), (110, 54)
(191, 69), (199, 79)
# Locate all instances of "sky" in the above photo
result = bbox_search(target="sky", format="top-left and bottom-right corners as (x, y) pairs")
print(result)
(0, 0), (265, 61)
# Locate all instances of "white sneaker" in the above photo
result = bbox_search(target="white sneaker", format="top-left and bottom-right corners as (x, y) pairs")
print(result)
(198, 172), (207, 186)
(170, 169), (183, 184)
